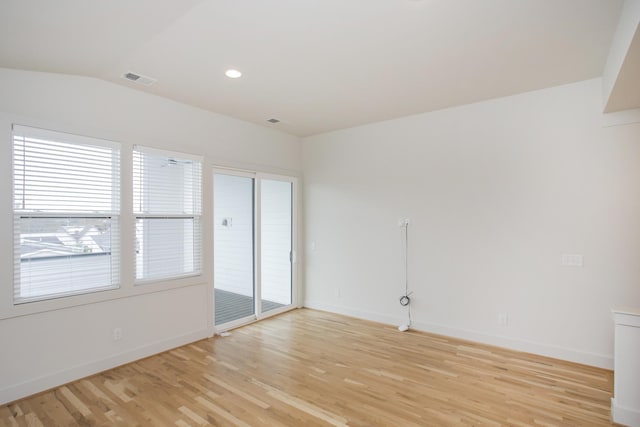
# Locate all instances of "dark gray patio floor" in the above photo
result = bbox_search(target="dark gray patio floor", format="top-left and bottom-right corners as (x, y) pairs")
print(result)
(215, 289), (284, 325)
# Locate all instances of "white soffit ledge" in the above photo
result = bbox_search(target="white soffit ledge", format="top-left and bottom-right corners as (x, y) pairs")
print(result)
(602, 107), (640, 126)
(603, 0), (640, 113)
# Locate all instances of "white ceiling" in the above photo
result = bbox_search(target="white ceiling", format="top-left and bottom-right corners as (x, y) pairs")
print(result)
(0, 0), (625, 136)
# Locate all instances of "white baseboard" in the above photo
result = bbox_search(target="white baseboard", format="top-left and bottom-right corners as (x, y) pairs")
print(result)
(303, 300), (613, 369)
(0, 328), (211, 405)
(612, 398), (640, 427)
(304, 301), (401, 326)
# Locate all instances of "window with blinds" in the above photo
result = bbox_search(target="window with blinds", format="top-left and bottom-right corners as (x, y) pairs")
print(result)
(133, 146), (202, 282)
(12, 125), (121, 304)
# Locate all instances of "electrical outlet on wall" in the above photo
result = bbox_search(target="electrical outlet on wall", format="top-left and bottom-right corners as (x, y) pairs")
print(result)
(113, 328), (123, 341)
(397, 218), (410, 227)
(498, 313), (508, 326)
(562, 254), (583, 267)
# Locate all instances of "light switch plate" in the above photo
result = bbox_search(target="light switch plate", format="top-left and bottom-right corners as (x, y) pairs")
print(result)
(562, 254), (583, 267)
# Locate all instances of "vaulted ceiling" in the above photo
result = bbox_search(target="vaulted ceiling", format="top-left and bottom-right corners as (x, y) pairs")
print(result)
(0, 0), (633, 136)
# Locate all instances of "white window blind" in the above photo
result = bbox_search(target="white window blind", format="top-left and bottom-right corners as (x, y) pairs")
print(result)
(12, 125), (121, 304)
(133, 146), (202, 281)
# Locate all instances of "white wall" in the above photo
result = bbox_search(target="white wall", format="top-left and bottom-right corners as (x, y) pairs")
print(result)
(302, 78), (640, 369)
(0, 67), (300, 404)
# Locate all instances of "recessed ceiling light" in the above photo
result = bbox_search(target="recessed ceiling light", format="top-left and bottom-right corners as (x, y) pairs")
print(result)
(225, 69), (242, 79)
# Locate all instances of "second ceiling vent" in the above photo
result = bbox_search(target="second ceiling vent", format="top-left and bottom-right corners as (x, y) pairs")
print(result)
(122, 72), (157, 86)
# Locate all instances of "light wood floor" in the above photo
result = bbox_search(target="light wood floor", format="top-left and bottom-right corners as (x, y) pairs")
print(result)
(1, 309), (616, 426)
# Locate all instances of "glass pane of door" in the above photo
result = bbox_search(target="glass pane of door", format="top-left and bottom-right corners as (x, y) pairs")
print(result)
(214, 173), (255, 326)
(260, 179), (293, 313)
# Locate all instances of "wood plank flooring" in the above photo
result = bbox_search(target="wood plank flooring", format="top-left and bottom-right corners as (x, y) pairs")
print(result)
(0, 309), (616, 426)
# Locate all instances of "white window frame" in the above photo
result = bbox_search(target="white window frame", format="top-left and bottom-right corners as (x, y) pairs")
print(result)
(133, 145), (203, 284)
(1, 124), (210, 321)
(11, 124), (121, 305)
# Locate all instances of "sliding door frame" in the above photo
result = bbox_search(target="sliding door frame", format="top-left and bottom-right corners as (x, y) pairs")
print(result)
(212, 169), (256, 331)
(256, 172), (298, 321)
(212, 167), (298, 333)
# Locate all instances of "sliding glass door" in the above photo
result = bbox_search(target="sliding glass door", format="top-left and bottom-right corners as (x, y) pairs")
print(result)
(260, 179), (293, 313)
(214, 171), (296, 330)
(213, 173), (255, 327)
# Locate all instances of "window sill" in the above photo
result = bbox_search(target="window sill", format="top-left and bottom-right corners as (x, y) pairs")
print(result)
(0, 275), (208, 320)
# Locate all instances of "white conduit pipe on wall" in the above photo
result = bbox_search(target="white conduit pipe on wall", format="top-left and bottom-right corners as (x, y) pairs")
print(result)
(398, 219), (412, 332)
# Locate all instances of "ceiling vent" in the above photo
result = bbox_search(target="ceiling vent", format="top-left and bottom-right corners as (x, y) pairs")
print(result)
(122, 71), (157, 86)
(267, 118), (280, 123)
